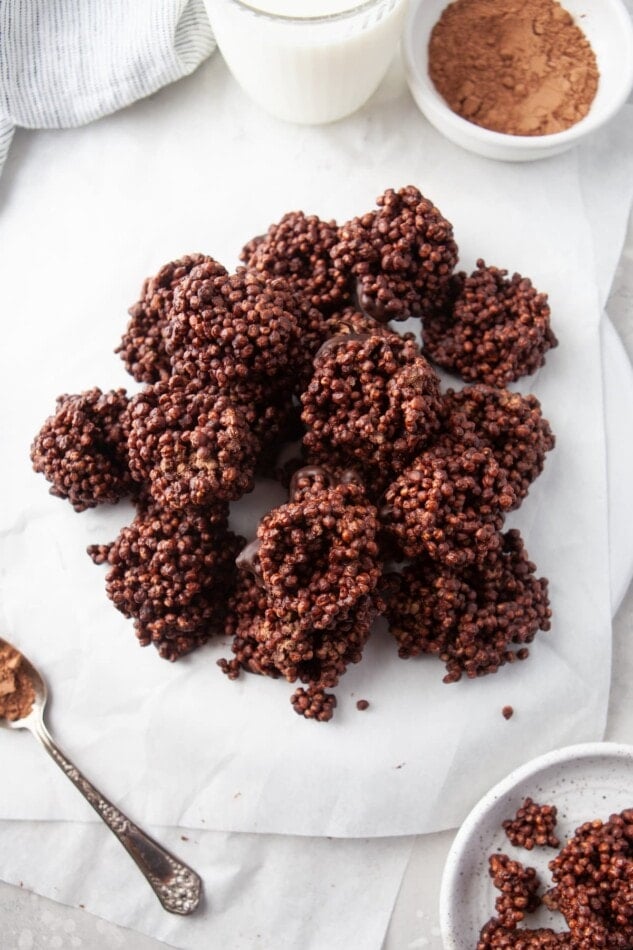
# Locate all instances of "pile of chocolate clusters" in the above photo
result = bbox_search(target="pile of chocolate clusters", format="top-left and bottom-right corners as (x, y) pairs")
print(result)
(30, 186), (557, 721)
(478, 800), (633, 948)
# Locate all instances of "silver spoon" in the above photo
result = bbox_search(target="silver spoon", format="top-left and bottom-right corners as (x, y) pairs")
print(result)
(0, 636), (202, 915)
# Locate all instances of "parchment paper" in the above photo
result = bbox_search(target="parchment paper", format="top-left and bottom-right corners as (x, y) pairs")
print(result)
(0, 312), (629, 950)
(0, 55), (631, 839)
(0, 822), (414, 950)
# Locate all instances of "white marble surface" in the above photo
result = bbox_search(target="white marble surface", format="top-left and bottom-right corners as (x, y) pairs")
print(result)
(1, 43), (633, 950)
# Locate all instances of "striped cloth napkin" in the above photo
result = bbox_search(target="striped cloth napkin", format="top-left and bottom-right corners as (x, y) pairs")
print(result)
(0, 0), (215, 174)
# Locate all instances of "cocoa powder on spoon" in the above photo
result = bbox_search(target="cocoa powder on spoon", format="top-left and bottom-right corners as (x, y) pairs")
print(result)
(0, 641), (35, 721)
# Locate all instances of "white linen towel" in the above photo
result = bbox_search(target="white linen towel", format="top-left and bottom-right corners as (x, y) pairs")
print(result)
(0, 0), (215, 174)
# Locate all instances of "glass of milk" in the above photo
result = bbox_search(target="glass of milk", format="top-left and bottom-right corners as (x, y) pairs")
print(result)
(204, 0), (408, 124)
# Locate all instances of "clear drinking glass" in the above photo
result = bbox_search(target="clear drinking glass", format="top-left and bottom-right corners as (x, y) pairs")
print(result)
(204, 0), (409, 124)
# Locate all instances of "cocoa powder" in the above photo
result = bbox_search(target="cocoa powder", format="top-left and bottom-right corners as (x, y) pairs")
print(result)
(428, 0), (599, 136)
(0, 642), (35, 721)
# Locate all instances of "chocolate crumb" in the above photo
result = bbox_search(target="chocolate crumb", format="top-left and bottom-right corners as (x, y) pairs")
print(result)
(356, 699), (370, 711)
(503, 796), (559, 850)
(488, 853), (541, 927)
(502, 705), (514, 720)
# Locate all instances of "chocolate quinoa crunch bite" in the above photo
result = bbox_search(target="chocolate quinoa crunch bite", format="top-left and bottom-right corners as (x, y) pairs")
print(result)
(382, 530), (551, 682)
(167, 266), (301, 397)
(126, 379), (259, 509)
(255, 476), (382, 632)
(441, 386), (555, 505)
(423, 259), (558, 387)
(31, 387), (134, 512)
(117, 254), (226, 384)
(240, 210), (351, 317)
(103, 501), (243, 660)
(217, 465), (383, 718)
(382, 445), (515, 568)
(331, 185), (459, 322)
(301, 332), (442, 489)
(218, 567), (378, 721)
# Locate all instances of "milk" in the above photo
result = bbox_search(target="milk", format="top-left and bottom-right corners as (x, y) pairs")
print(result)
(204, 0), (408, 124)
(241, 0), (371, 15)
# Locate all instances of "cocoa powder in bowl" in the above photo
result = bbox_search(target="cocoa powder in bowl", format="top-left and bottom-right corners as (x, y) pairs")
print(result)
(428, 0), (599, 136)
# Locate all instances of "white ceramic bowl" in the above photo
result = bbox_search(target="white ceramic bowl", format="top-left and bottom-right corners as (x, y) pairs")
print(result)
(439, 742), (633, 948)
(404, 0), (633, 161)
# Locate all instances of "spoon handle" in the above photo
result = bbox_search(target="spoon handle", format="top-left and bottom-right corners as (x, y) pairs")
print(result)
(30, 717), (202, 915)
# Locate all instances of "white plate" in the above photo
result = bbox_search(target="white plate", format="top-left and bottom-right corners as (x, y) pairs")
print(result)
(439, 741), (633, 949)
